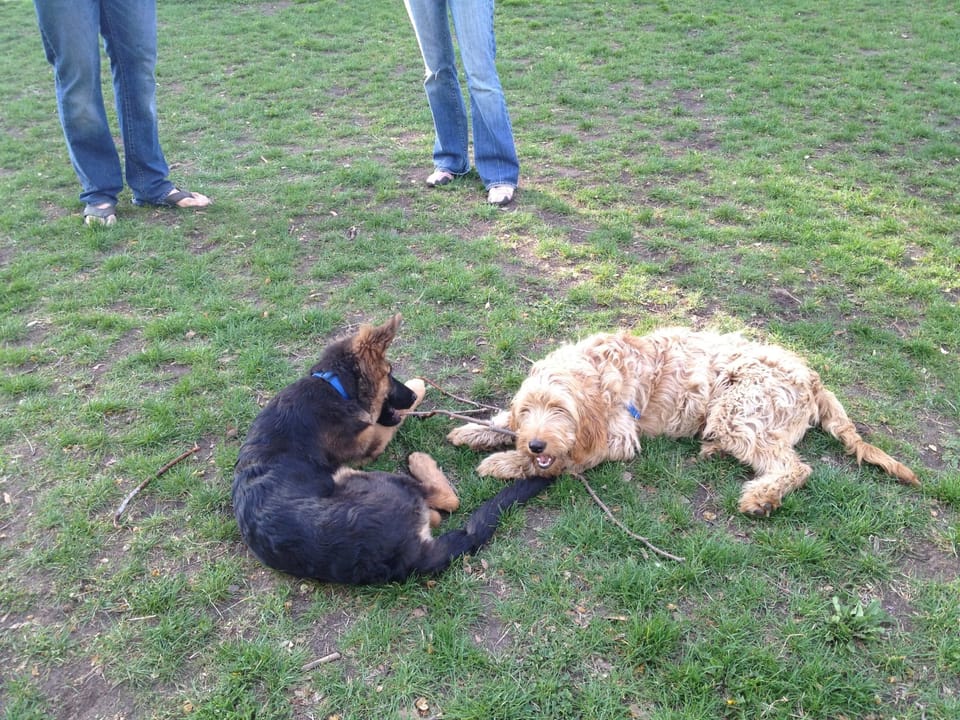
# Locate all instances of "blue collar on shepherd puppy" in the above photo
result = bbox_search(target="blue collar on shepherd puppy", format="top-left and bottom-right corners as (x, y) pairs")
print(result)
(312, 371), (349, 400)
(627, 403), (642, 420)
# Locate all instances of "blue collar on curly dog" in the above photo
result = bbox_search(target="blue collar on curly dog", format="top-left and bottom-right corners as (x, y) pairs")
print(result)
(312, 371), (349, 400)
(627, 403), (642, 420)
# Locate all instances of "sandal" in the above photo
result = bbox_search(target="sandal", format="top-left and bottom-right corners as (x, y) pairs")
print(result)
(426, 169), (455, 187)
(83, 202), (117, 226)
(154, 187), (212, 208)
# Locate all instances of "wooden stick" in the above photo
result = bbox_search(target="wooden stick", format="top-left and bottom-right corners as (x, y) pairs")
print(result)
(405, 409), (517, 437)
(113, 444), (201, 527)
(301, 652), (341, 671)
(410, 406), (488, 416)
(422, 377), (502, 412)
(409, 377), (515, 434)
(575, 474), (685, 563)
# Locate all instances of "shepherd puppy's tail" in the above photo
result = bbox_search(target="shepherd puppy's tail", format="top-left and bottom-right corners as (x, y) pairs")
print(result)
(816, 386), (919, 486)
(414, 476), (555, 576)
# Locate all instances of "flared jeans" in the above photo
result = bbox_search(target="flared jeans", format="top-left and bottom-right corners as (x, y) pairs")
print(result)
(404, 0), (519, 189)
(34, 0), (175, 206)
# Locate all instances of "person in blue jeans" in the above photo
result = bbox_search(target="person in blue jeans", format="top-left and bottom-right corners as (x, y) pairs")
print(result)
(404, 0), (519, 206)
(33, 0), (211, 225)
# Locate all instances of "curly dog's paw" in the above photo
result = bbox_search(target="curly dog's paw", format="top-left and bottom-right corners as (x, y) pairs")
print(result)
(446, 424), (480, 447)
(476, 451), (529, 480)
(738, 488), (781, 518)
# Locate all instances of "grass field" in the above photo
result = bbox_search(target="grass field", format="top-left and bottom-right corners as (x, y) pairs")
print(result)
(1, 1), (958, 718)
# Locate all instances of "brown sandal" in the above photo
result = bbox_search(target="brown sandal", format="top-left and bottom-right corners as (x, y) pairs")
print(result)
(83, 202), (117, 226)
(157, 188), (212, 208)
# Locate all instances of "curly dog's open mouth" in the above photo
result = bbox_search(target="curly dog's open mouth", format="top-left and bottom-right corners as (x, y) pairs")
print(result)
(534, 454), (555, 470)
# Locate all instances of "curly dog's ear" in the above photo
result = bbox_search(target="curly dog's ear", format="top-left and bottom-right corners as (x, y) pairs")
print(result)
(568, 387), (607, 467)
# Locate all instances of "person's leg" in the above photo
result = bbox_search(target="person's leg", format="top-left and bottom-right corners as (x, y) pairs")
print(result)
(404, 0), (471, 177)
(33, 0), (123, 207)
(449, 0), (519, 191)
(99, 0), (209, 208)
(99, 0), (174, 205)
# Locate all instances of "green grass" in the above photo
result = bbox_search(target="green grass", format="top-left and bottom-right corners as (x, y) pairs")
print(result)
(1, 1), (958, 718)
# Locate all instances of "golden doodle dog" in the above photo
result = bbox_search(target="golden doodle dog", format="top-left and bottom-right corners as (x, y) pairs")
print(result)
(448, 327), (919, 517)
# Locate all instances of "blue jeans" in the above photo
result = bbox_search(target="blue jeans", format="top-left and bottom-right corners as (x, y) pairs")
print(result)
(404, 0), (519, 189)
(33, 0), (175, 206)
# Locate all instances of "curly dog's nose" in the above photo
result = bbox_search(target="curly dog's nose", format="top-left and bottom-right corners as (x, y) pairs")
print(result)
(528, 439), (547, 454)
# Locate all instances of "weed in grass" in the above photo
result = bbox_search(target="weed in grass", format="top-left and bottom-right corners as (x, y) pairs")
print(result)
(825, 595), (890, 645)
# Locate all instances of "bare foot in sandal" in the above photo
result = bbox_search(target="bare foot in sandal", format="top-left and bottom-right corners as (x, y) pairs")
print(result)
(161, 188), (212, 208)
(83, 202), (117, 226)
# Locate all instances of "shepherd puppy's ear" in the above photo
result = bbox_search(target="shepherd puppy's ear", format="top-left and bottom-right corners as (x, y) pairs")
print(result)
(374, 314), (402, 344)
(353, 314), (402, 363)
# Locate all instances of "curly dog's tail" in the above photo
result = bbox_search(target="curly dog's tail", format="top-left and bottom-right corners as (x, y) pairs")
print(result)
(414, 476), (555, 576)
(816, 386), (919, 486)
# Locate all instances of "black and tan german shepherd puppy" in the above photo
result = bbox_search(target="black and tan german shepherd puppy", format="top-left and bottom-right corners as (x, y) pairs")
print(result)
(232, 314), (554, 584)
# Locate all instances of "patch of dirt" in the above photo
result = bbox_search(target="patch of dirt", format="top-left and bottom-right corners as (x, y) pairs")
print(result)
(517, 504), (558, 550)
(301, 605), (357, 660)
(470, 606), (514, 658)
(38, 662), (138, 720)
(912, 410), (957, 473)
(37, 200), (75, 224)
(1, 589), (142, 719)
(875, 578), (919, 634)
(690, 480), (721, 516)
(136, 360), (193, 394)
(258, 3), (294, 17)
(468, 574), (519, 658)
(0, 439), (45, 539)
(895, 536), (960, 584)
(69, 327), (146, 395)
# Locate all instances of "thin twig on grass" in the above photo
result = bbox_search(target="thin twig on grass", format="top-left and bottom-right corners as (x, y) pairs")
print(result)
(301, 652), (341, 671)
(18, 430), (35, 455)
(421, 377), (503, 412)
(405, 408), (517, 437)
(575, 473), (685, 563)
(406, 377), (516, 436)
(113, 444), (201, 527)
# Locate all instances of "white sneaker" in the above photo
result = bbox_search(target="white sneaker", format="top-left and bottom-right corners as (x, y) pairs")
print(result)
(426, 169), (455, 187)
(487, 185), (515, 206)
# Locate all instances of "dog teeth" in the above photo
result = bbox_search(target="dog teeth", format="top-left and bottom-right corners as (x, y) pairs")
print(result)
(536, 456), (554, 469)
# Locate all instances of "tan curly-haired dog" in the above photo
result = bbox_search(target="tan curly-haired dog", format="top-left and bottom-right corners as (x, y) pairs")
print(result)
(447, 328), (919, 517)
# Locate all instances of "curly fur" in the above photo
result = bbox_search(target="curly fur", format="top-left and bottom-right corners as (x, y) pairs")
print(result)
(448, 328), (919, 516)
